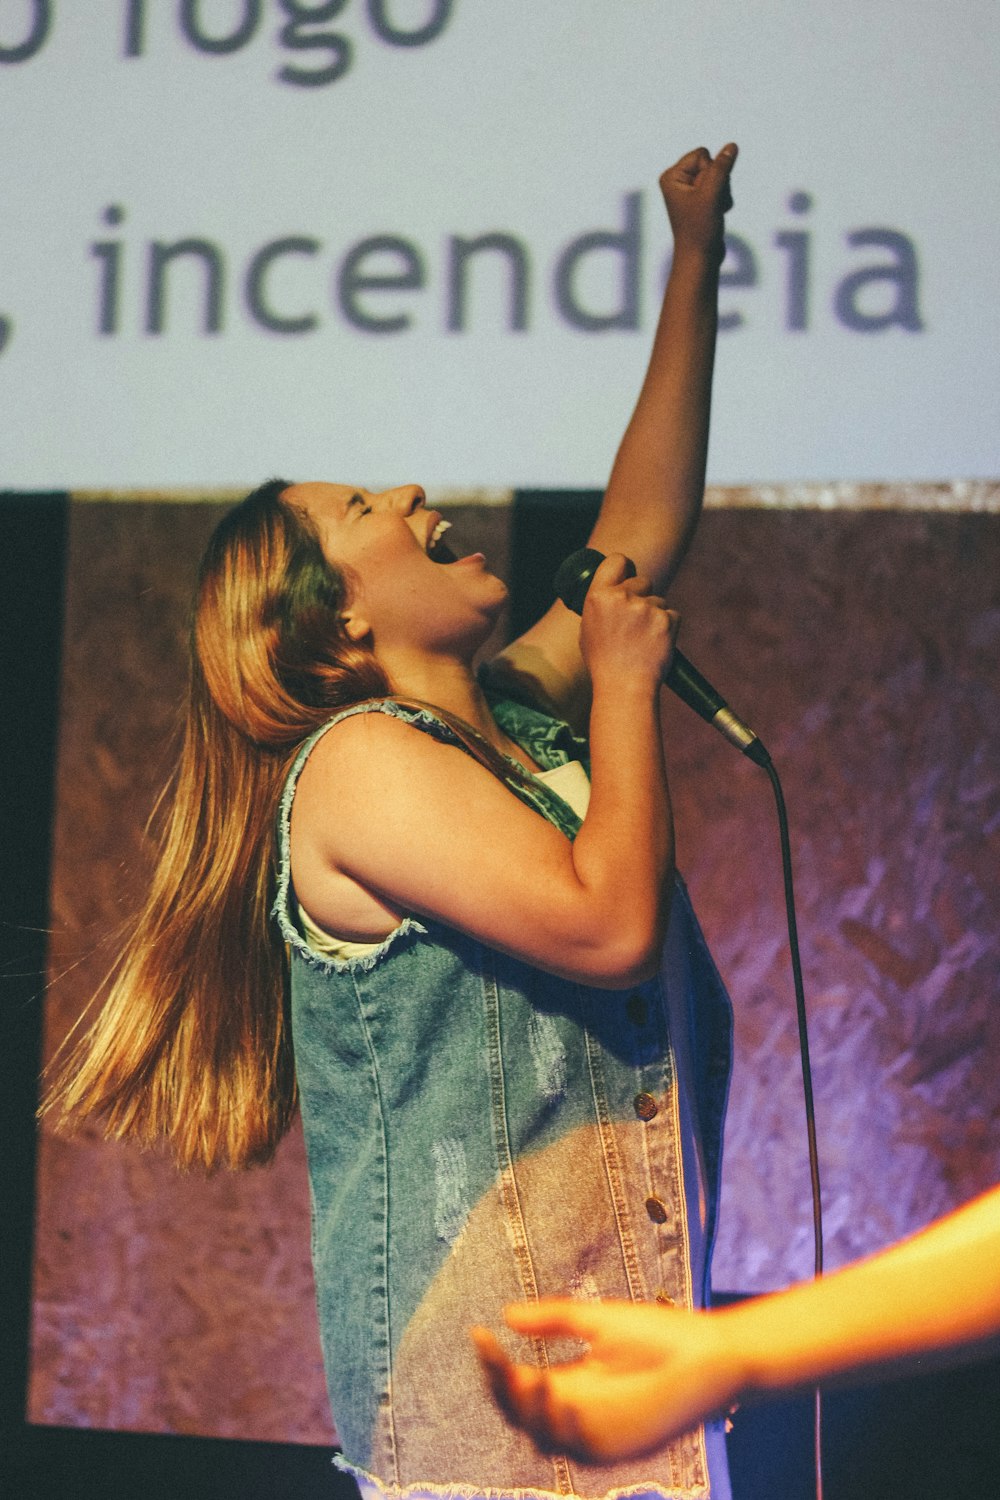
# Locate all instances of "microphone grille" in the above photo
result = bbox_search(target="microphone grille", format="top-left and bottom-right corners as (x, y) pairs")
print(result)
(553, 547), (607, 615)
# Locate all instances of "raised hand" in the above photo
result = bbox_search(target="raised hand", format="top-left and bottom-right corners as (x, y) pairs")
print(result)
(659, 143), (738, 262)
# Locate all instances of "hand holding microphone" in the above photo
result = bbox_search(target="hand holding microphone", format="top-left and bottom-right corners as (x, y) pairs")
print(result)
(576, 552), (680, 695)
(555, 547), (770, 767)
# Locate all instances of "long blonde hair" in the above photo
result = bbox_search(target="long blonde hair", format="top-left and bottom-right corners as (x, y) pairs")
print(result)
(43, 479), (389, 1170)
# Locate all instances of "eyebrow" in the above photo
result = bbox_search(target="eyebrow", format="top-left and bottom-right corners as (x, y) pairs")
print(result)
(344, 492), (365, 514)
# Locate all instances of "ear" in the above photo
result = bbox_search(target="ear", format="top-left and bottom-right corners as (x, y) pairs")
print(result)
(340, 608), (372, 645)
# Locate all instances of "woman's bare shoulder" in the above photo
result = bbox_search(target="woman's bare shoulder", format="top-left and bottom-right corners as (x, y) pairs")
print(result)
(301, 705), (468, 779)
(293, 707), (503, 840)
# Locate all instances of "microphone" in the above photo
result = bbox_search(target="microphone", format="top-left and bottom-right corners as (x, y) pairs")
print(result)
(554, 547), (770, 767)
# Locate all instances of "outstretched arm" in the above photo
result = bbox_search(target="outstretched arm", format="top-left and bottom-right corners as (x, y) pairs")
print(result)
(592, 142), (735, 579)
(492, 143), (737, 724)
(473, 1186), (1000, 1464)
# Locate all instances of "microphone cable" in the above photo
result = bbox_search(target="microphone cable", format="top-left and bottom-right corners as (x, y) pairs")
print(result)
(760, 752), (825, 1500)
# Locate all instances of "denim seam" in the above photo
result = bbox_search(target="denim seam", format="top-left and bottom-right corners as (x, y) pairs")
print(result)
(582, 1007), (645, 1304)
(648, 979), (707, 1492)
(584, 997), (709, 1493)
(702, 1022), (733, 1304)
(351, 968), (399, 1484)
(645, 983), (685, 1306)
(483, 953), (573, 1498)
(661, 1058), (709, 1494)
(636, 975), (668, 1279)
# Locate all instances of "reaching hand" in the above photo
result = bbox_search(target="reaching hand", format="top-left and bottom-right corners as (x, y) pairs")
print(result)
(472, 1298), (742, 1464)
(475, 1189), (1000, 1463)
(659, 143), (738, 263)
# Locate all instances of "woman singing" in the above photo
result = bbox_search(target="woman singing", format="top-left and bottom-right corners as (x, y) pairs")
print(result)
(47, 142), (738, 1500)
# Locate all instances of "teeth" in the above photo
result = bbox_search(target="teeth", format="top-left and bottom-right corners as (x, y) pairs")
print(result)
(428, 518), (452, 555)
(427, 516), (459, 563)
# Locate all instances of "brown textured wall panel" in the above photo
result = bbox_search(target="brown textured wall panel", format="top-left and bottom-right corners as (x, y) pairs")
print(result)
(31, 493), (1000, 1441)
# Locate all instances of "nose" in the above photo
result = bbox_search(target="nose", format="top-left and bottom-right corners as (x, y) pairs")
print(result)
(380, 484), (425, 514)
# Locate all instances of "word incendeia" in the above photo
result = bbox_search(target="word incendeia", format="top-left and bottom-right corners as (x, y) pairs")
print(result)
(90, 193), (924, 340)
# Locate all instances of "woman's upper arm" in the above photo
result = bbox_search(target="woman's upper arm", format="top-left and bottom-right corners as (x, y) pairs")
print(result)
(487, 600), (590, 730)
(292, 712), (649, 986)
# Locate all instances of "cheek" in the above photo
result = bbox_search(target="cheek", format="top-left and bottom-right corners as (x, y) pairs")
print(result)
(340, 533), (409, 592)
(357, 553), (435, 629)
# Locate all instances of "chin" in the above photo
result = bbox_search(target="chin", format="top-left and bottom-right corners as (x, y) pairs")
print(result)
(471, 590), (508, 647)
(486, 575), (510, 612)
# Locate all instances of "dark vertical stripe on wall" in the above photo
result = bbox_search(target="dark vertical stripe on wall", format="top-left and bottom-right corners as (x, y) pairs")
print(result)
(0, 493), (68, 1490)
(508, 490), (601, 636)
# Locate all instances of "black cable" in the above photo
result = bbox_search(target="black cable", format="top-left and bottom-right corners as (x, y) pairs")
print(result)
(761, 752), (825, 1500)
(763, 758), (824, 1275)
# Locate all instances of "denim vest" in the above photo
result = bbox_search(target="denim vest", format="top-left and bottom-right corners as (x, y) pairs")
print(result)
(273, 696), (733, 1500)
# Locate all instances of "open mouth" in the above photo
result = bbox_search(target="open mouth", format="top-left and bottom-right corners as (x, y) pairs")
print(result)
(428, 517), (458, 564)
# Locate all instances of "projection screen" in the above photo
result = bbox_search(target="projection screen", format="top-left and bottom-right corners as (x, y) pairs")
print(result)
(2, 0), (998, 491)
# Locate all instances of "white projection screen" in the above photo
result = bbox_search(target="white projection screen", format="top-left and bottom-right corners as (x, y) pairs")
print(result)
(2, 0), (999, 490)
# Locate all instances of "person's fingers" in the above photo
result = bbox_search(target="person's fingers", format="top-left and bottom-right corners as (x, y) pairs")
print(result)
(668, 145), (711, 184)
(503, 1298), (602, 1341)
(471, 1325), (506, 1370)
(711, 142), (738, 212)
(515, 1367), (594, 1458)
(676, 145), (711, 165)
(473, 1322), (607, 1462)
(471, 1327), (529, 1429)
(660, 142), (736, 222)
(589, 551), (638, 589)
(520, 1367), (560, 1449)
(472, 1326), (583, 1445)
(499, 1365), (566, 1452)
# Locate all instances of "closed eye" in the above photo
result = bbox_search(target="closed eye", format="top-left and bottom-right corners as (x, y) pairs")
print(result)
(346, 493), (372, 517)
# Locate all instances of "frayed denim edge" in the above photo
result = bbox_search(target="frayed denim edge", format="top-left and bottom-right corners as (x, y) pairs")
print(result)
(334, 1456), (710, 1500)
(280, 912), (429, 976)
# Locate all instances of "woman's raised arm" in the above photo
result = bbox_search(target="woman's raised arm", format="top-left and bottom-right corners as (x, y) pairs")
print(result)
(492, 143), (737, 725)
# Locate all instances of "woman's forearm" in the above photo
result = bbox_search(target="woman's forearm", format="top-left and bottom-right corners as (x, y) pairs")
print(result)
(590, 146), (735, 590)
(726, 1188), (1000, 1397)
(596, 247), (720, 562)
(571, 678), (674, 981)
(484, 148), (736, 732)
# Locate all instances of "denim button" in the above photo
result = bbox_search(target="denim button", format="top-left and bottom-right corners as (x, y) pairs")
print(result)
(655, 1289), (675, 1305)
(626, 994), (647, 1027)
(645, 1195), (669, 1224)
(634, 1091), (658, 1121)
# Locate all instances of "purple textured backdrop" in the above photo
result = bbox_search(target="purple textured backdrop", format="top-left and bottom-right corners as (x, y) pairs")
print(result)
(667, 507), (1000, 1288)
